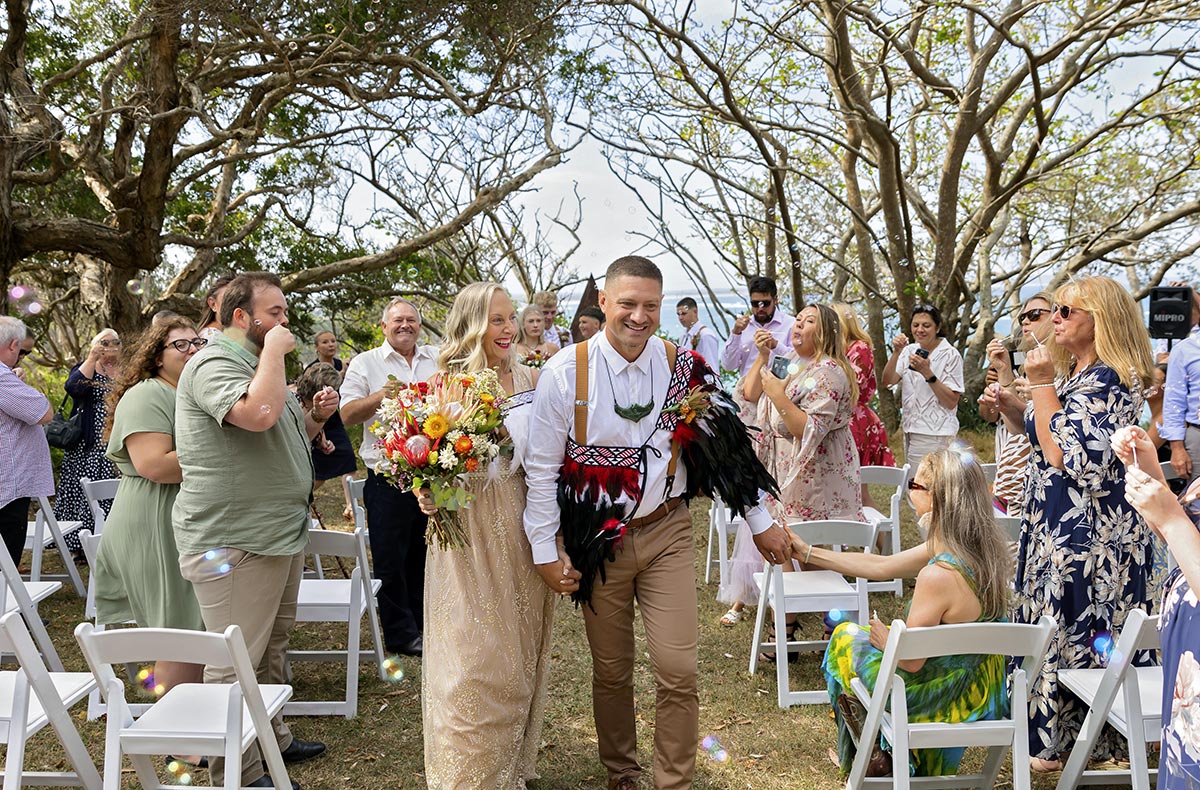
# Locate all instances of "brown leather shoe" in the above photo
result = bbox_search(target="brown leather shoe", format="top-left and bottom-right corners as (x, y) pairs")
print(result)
(607, 777), (639, 790)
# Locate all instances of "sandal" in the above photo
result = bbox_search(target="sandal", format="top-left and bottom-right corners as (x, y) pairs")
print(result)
(719, 607), (743, 626)
(342, 505), (354, 522)
(759, 620), (799, 663)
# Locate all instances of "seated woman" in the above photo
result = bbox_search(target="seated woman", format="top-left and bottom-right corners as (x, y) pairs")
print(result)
(788, 448), (1012, 777)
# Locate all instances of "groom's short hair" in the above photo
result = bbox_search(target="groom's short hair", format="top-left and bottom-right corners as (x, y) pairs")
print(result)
(606, 256), (662, 286)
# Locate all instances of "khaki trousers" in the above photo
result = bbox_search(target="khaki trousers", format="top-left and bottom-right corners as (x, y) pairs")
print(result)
(179, 548), (303, 786)
(582, 504), (698, 790)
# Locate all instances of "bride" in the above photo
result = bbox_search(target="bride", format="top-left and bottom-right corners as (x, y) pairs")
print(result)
(418, 282), (579, 788)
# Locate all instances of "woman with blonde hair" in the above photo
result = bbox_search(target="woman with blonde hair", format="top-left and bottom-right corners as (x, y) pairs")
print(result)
(55, 328), (123, 553)
(513, 303), (556, 366)
(830, 303), (896, 507)
(981, 274), (1155, 771)
(718, 304), (863, 630)
(418, 282), (559, 788)
(796, 448), (1013, 777)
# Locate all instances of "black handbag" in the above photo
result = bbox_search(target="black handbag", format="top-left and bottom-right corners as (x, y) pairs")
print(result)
(44, 394), (83, 450)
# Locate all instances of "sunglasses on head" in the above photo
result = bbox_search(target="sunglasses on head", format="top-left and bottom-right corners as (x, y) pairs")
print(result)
(1052, 304), (1086, 320)
(1019, 308), (1051, 324)
(907, 479), (928, 492)
(750, 299), (773, 309)
(166, 338), (208, 353)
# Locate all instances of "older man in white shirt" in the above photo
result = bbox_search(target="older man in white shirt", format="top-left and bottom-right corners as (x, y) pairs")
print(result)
(340, 297), (439, 657)
(719, 276), (794, 377)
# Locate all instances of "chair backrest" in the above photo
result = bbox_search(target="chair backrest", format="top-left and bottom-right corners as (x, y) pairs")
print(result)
(305, 526), (367, 564)
(346, 477), (366, 530)
(859, 464), (909, 526)
(0, 535), (64, 671)
(1161, 461), (1181, 482)
(788, 519), (878, 552)
(981, 462), (998, 484)
(79, 531), (103, 620)
(80, 477), (119, 535)
(996, 514), (1022, 543)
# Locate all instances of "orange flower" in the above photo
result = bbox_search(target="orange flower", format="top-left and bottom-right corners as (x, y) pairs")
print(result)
(460, 375), (475, 387)
(464, 457), (479, 472)
(454, 435), (473, 454)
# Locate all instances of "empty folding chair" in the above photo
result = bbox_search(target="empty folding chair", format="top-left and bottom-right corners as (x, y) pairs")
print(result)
(859, 464), (909, 596)
(1057, 609), (1162, 790)
(285, 526), (386, 717)
(346, 477), (366, 532)
(0, 536), (65, 672)
(74, 622), (293, 790)
(846, 615), (1057, 790)
(749, 519), (877, 707)
(0, 611), (101, 790)
(23, 496), (85, 597)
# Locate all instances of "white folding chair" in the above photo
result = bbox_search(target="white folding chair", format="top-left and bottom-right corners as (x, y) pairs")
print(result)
(79, 477), (119, 537)
(704, 497), (744, 585)
(24, 496), (85, 597)
(980, 462), (998, 484)
(0, 611), (101, 790)
(284, 526), (386, 717)
(749, 519), (877, 707)
(347, 477), (366, 532)
(1057, 609), (1161, 790)
(74, 622), (293, 790)
(0, 536), (65, 672)
(860, 465), (909, 597)
(846, 615), (1057, 790)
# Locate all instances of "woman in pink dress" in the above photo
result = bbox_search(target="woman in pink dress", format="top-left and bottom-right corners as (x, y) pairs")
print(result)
(832, 303), (895, 508)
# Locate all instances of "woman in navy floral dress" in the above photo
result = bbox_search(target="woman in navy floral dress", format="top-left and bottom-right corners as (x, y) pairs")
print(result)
(983, 275), (1156, 771)
(1116, 425), (1200, 790)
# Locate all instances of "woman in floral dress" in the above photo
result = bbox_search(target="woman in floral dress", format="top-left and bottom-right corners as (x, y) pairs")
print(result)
(983, 275), (1156, 771)
(717, 304), (863, 627)
(832, 303), (895, 510)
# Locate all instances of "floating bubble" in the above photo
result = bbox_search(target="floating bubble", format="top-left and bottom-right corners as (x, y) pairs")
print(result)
(126, 279), (145, 295)
(324, 22), (335, 33)
(701, 734), (730, 763)
(25, 301), (42, 315)
(260, 404), (272, 414)
(828, 608), (844, 622)
(364, 21), (376, 32)
(714, 749), (729, 763)
(8, 285), (26, 300)
(627, 207), (637, 215)
(383, 656), (405, 682)
(898, 258), (909, 267)
(786, 361), (801, 376)
(218, 563), (231, 574)
(406, 266), (419, 278)
(803, 376), (817, 390)
(205, 549), (218, 561)
(288, 41), (298, 51)
(1092, 631), (1113, 662)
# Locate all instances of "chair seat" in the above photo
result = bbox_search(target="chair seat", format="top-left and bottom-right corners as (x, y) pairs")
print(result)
(1060, 666), (1163, 741)
(3, 581), (61, 615)
(295, 579), (377, 621)
(0, 670), (95, 735)
(24, 519), (83, 549)
(118, 682), (292, 754)
(862, 506), (889, 527)
(755, 568), (858, 601)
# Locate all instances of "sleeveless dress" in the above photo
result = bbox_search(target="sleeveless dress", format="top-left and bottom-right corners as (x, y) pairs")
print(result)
(845, 341), (896, 467)
(422, 364), (556, 789)
(822, 553), (1009, 776)
(94, 379), (203, 630)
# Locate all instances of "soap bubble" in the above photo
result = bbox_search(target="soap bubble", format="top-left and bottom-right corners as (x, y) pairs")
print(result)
(288, 41), (298, 51)
(1092, 631), (1114, 663)
(786, 361), (801, 376)
(383, 656), (405, 682)
(324, 22), (335, 33)
(260, 404), (272, 414)
(364, 21), (376, 32)
(8, 285), (26, 300)
(406, 266), (419, 278)
(126, 279), (145, 295)
(25, 301), (42, 315)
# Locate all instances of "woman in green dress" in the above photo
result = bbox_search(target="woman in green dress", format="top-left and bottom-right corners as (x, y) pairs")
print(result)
(788, 448), (1014, 777)
(95, 315), (208, 693)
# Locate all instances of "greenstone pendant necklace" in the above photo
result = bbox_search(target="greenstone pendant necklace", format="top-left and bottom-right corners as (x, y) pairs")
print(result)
(605, 357), (655, 422)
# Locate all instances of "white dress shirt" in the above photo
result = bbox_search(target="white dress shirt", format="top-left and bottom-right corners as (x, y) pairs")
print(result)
(680, 323), (721, 368)
(720, 310), (795, 377)
(523, 332), (773, 565)
(891, 339), (964, 436)
(339, 342), (440, 468)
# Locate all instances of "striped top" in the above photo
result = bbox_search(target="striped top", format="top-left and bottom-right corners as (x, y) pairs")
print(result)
(0, 364), (55, 508)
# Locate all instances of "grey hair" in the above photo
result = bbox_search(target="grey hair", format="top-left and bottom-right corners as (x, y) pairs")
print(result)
(0, 317), (28, 347)
(382, 297), (421, 325)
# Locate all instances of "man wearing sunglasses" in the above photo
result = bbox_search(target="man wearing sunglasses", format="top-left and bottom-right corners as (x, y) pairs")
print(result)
(0, 317), (55, 569)
(720, 275), (794, 378)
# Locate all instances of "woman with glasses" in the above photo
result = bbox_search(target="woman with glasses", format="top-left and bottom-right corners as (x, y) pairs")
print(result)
(54, 328), (124, 554)
(981, 275), (1156, 771)
(93, 318), (208, 706)
(792, 449), (1012, 777)
(882, 304), (965, 499)
(978, 293), (1054, 515)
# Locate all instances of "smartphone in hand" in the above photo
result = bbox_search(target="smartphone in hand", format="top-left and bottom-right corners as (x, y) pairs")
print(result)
(770, 356), (791, 379)
(914, 347), (930, 359)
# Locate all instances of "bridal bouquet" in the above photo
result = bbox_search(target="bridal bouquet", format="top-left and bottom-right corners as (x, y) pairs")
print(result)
(372, 369), (505, 549)
(522, 349), (547, 369)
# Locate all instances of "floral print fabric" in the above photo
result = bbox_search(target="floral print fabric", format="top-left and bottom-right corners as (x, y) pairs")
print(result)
(845, 341), (896, 468)
(1015, 362), (1155, 761)
(1159, 536), (1200, 787)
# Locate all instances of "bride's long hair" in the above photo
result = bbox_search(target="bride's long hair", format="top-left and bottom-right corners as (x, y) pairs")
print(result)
(438, 282), (513, 374)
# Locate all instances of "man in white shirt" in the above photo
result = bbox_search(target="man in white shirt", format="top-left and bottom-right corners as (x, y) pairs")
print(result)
(340, 298), (439, 657)
(532, 289), (572, 350)
(675, 297), (721, 366)
(719, 276), (794, 377)
(523, 256), (791, 790)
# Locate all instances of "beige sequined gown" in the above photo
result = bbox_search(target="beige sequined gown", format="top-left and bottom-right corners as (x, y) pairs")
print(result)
(422, 365), (556, 789)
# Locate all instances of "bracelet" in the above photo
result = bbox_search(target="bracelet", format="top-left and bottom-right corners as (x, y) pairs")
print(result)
(804, 545), (813, 564)
(1028, 383), (1056, 390)
(310, 408), (330, 424)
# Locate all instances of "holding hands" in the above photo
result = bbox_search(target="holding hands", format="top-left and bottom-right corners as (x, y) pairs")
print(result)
(534, 536), (582, 597)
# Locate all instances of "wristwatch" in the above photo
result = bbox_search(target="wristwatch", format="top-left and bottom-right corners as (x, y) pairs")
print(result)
(925, 374), (938, 384)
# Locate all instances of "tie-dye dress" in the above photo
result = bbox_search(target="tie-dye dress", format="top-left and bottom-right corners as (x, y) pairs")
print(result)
(822, 553), (1008, 776)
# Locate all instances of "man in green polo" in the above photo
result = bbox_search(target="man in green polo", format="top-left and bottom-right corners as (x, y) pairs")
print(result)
(175, 272), (338, 789)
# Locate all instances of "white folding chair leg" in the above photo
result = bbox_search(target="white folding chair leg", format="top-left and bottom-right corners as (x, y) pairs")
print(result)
(4, 672), (32, 790)
(705, 508), (717, 585)
(891, 680), (911, 790)
(773, 581), (790, 708)
(748, 563), (770, 675)
(1010, 667), (1030, 790)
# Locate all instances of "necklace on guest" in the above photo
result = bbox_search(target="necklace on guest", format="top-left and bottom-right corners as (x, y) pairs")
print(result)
(603, 355), (655, 422)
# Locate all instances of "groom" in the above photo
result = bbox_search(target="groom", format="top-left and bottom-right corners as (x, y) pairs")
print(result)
(523, 256), (791, 790)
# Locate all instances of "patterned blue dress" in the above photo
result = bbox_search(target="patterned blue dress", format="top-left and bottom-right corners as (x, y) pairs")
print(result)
(1015, 362), (1155, 761)
(1159, 498), (1200, 789)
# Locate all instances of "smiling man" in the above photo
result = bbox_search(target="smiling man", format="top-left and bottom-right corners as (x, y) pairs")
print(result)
(340, 297), (439, 658)
(523, 256), (788, 790)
